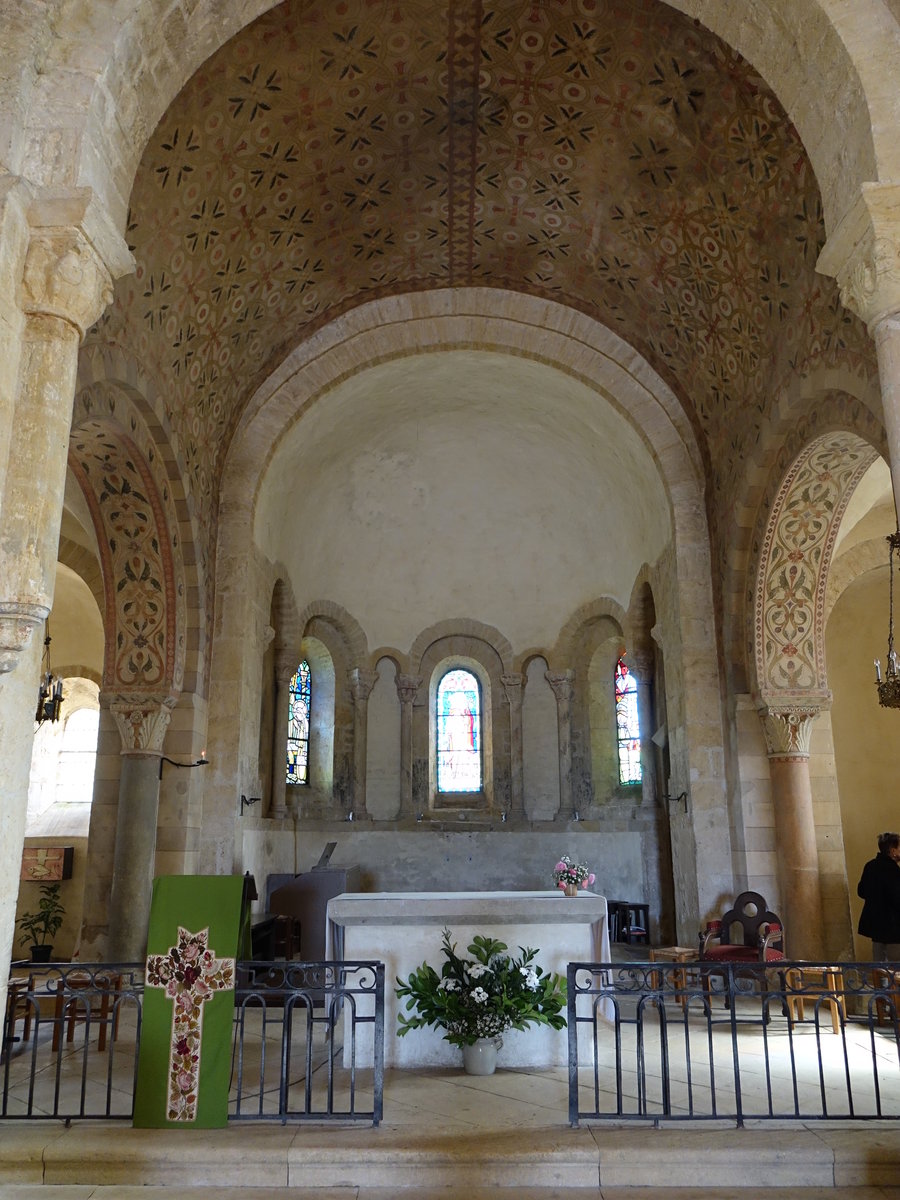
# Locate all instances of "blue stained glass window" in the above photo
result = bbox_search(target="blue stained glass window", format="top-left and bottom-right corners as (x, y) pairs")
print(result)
(615, 657), (642, 786)
(436, 668), (482, 793)
(286, 660), (311, 785)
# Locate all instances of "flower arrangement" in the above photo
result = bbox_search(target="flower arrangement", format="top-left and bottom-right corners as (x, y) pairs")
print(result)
(553, 855), (595, 891)
(395, 928), (567, 1047)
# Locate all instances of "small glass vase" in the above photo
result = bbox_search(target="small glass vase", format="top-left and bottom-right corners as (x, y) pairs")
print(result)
(564, 883), (579, 897)
(462, 1036), (503, 1076)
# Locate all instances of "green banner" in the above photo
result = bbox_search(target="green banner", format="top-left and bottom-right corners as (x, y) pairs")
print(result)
(133, 875), (244, 1129)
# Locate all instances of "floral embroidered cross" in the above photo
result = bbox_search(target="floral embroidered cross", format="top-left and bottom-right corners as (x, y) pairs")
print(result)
(146, 926), (235, 1123)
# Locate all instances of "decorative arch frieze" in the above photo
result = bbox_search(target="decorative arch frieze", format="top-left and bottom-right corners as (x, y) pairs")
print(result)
(68, 417), (181, 694)
(752, 430), (878, 701)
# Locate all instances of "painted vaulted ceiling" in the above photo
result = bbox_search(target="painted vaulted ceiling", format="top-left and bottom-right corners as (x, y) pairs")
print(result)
(91, 0), (875, 535)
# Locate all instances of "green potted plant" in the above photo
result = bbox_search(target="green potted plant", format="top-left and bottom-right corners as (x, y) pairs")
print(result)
(395, 928), (567, 1075)
(17, 881), (66, 962)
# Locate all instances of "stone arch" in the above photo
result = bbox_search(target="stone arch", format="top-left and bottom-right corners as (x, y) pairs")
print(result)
(57, 535), (105, 623)
(410, 618), (514, 678)
(553, 597), (628, 665)
(725, 382), (886, 693)
(74, 348), (208, 694)
(297, 600), (368, 668)
(67, 415), (182, 696)
(752, 430), (880, 704)
(7, 1), (894, 241)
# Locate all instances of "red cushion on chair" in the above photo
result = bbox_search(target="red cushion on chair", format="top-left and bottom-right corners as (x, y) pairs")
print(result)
(702, 944), (784, 963)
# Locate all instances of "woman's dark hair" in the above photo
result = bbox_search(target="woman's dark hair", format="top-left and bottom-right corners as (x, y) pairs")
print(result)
(877, 832), (900, 854)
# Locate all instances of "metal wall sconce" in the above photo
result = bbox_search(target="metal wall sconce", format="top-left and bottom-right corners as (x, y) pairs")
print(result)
(666, 791), (689, 813)
(158, 752), (209, 779)
(240, 794), (261, 815)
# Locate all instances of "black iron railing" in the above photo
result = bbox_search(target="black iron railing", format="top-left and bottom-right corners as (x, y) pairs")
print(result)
(568, 959), (900, 1127)
(2, 960), (384, 1125)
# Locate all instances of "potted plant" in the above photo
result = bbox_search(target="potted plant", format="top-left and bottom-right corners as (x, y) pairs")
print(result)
(552, 855), (595, 896)
(395, 928), (567, 1075)
(17, 881), (65, 962)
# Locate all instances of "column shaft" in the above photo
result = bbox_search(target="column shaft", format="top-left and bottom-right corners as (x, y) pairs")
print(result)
(107, 754), (164, 961)
(270, 671), (292, 819)
(873, 317), (900, 523)
(546, 670), (575, 822)
(396, 675), (422, 820)
(349, 667), (377, 821)
(501, 673), (526, 822)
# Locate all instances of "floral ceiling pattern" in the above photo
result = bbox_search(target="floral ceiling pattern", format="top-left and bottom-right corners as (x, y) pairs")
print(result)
(94, 0), (876, 541)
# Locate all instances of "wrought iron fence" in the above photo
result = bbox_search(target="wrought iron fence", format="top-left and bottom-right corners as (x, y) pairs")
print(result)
(2, 960), (384, 1125)
(568, 959), (900, 1127)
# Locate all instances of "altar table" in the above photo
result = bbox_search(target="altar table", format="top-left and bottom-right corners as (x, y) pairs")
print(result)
(325, 890), (610, 1068)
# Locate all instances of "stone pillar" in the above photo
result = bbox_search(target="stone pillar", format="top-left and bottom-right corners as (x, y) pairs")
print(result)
(629, 649), (658, 807)
(501, 672), (526, 822)
(0, 194), (129, 673)
(758, 704), (825, 960)
(106, 695), (176, 961)
(546, 669), (575, 821)
(270, 657), (294, 819)
(817, 185), (900, 521)
(395, 674), (422, 819)
(348, 667), (378, 821)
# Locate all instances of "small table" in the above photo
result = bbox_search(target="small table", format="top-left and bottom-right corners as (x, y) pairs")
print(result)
(783, 965), (846, 1035)
(649, 946), (698, 1010)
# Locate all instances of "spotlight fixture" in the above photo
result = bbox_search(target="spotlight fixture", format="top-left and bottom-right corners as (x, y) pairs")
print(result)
(35, 625), (63, 727)
(874, 531), (900, 709)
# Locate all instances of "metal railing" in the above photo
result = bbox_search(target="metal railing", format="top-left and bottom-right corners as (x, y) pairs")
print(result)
(2, 959), (384, 1125)
(568, 959), (900, 1127)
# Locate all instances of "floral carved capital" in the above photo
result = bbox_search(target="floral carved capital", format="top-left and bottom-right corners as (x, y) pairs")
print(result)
(817, 184), (900, 329)
(107, 693), (177, 753)
(545, 669), (575, 703)
(348, 666), (378, 704)
(757, 704), (825, 758)
(21, 229), (114, 336)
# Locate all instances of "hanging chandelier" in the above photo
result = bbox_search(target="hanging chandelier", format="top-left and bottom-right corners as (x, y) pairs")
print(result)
(875, 530), (900, 709)
(35, 625), (64, 726)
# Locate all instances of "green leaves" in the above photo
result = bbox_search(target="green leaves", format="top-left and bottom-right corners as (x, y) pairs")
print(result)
(394, 927), (567, 1048)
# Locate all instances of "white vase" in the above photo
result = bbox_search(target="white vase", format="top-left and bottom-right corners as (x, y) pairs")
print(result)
(462, 1036), (503, 1075)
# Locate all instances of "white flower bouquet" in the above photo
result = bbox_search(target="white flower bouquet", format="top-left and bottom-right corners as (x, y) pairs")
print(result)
(395, 928), (567, 1047)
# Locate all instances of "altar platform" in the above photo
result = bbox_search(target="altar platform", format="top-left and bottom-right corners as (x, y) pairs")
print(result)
(326, 889), (609, 1068)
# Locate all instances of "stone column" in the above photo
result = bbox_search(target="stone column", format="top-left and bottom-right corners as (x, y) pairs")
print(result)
(546, 669), (575, 822)
(0, 194), (129, 673)
(501, 672), (526, 822)
(106, 695), (176, 961)
(270, 656), (295, 819)
(348, 667), (378, 822)
(818, 186), (900, 521)
(758, 704), (825, 960)
(629, 649), (658, 807)
(395, 674), (422, 819)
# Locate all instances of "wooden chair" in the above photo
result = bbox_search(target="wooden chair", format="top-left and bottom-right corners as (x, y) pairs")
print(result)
(873, 967), (900, 1028)
(699, 891), (785, 1010)
(52, 971), (123, 1052)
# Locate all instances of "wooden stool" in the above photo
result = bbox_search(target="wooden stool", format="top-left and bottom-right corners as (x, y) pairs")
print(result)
(52, 971), (123, 1052)
(873, 967), (900, 1027)
(649, 946), (697, 1010)
(4, 976), (34, 1046)
(784, 965), (846, 1035)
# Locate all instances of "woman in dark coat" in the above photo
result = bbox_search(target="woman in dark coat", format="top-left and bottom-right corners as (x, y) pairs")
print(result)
(857, 831), (900, 960)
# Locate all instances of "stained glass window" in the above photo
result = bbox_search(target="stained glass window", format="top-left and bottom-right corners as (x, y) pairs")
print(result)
(615, 657), (642, 786)
(286, 660), (311, 785)
(436, 668), (482, 793)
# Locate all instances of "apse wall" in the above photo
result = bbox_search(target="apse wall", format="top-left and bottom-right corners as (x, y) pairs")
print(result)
(254, 351), (671, 653)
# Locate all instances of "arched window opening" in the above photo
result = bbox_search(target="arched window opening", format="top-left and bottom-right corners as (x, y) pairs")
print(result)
(615, 657), (642, 786)
(436, 668), (482, 793)
(60, 708), (100, 803)
(286, 660), (311, 785)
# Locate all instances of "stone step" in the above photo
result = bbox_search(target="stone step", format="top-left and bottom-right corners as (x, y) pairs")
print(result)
(2, 1123), (900, 1191)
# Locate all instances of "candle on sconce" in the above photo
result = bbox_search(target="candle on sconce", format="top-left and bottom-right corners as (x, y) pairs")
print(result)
(875, 658), (882, 682)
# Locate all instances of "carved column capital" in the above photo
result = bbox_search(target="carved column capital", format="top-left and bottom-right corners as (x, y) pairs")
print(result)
(757, 703), (826, 759)
(349, 666), (378, 703)
(500, 672), (526, 703)
(275, 651), (298, 685)
(545, 668), (575, 702)
(395, 674), (422, 705)
(21, 228), (114, 337)
(106, 693), (178, 754)
(627, 648), (654, 685)
(817, 184), (900, 330)
(0, 606), (47, 673)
